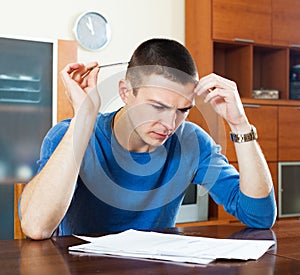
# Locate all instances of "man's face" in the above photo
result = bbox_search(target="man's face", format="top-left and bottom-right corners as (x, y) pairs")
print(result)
(124, 75), (196, 150)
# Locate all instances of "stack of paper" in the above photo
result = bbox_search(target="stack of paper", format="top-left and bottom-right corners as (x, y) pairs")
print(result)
(69, 229), (275, 265)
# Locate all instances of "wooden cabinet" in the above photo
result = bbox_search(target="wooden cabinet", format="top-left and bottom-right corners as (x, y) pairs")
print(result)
(213, 42), (289, 99)
(213, 42), (253, 97)
(194, 102), (279, 222)
(187, 0), (300, 101)
(219, 104), (278, 162)
(269, 162), (278, 202)
(278, 106), (300, 161)
(272, 0), (300, 46)
(212, 0), (300, 47)
(243, 105), (278, 161)
(186, 0), (300, 222)
(253, 46), (289, 99)
(212, 0), (272, 45)
(185, 0), (213, 78)
(212, 105), (278, 219)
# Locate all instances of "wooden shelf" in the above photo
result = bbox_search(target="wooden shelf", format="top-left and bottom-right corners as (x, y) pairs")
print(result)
(241, 98), (300, 106)
(214, 41), (252, 98)
(214, 42), (293, 100)
(186, 0), (300, 221)
(253, 46), (289, 99)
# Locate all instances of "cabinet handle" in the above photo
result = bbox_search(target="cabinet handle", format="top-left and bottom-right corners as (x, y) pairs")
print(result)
(290, 44), (300, 48)
(234, 38), (254, 43)
(243, 104), (260, 108)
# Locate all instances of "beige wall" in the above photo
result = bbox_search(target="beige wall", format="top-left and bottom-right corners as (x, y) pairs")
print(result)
(0, 0), (185, 63)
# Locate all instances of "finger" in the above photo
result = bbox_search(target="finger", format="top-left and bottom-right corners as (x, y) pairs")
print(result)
(80, 62), (99, 80)
(195, 73), (236, 96)
(60, 62), (99, 90)
(64, 63), (84, 74)
(79, 67), (100, 91)
(194, 73), (218, 96)
(204, 87), (229, 103)
(87, 67), (100, 84)
(60, 63), (85, 86)
(71, 67), (93, 83)
(80, 77), (88, 89)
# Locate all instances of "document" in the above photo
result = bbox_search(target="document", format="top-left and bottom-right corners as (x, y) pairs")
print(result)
(69, 229), (275, 265)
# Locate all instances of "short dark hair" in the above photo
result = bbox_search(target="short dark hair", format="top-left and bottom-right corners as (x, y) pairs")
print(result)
(126, 38), (198, 89)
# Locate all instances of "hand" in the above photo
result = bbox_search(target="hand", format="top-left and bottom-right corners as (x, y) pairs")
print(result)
(194, 73), (250, 132)
(60, 62), (100, 116)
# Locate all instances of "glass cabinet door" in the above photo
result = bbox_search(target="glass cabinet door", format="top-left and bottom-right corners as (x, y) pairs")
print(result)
(0, 36), (55, 239)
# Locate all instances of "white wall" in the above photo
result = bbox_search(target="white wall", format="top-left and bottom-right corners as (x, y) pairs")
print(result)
(0, 0), (185, 111)
(0, 0), (186, 239)
(0, 0), (185, 63)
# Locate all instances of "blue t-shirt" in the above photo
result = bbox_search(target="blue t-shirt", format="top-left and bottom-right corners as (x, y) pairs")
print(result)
(36, 111), (276, 236)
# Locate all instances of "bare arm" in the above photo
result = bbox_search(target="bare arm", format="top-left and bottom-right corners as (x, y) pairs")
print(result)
(20, 62), (100, 240)
(195, 73), (273, 198)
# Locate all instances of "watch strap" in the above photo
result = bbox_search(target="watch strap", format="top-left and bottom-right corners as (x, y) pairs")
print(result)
(230, 125), (258, 143)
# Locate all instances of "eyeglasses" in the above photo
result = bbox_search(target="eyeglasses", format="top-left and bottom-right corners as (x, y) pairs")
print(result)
(98, 62), (129, 69)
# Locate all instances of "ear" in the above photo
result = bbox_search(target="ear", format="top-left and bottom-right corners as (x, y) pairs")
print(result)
(118, 79), (131, 103)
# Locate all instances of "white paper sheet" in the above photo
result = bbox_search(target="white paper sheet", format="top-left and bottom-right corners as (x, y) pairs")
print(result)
(69, 229), (275, 265)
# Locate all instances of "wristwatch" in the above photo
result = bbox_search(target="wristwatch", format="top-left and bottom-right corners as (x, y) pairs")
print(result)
(230, 124), (258, 143)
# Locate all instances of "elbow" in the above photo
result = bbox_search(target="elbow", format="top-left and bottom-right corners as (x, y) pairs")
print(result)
(21, 216), (53, 240)
(243, 211), (277, 230)
(264, 212), (277, 229)
(248, 218), (275, 230)
(19, 197), (55, 240)
(264, 211), (277, 229)
(236, 188), (277, 229)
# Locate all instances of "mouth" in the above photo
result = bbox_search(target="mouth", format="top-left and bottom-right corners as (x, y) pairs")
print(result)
(151, 131), (171, 140)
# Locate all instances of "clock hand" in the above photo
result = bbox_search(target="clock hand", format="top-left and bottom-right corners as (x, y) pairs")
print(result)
(86, 17), (95, 35)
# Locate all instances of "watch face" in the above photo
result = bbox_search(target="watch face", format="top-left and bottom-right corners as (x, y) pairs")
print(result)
(74, 11), (111, 51)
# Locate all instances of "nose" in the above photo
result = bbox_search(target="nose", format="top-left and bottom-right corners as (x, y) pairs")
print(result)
(160, 110), (176, 133)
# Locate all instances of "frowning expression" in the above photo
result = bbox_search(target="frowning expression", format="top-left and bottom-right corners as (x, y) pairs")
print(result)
(122, 75), (196, 151)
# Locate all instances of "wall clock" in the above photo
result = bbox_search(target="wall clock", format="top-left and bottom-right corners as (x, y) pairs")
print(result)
(73, 11), (111, 51)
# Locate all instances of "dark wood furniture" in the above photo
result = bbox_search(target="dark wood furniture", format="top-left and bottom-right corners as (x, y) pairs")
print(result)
(2, 219), (300, 274)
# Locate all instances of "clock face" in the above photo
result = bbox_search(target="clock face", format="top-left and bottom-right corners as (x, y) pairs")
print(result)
(74, 11), (111, 51)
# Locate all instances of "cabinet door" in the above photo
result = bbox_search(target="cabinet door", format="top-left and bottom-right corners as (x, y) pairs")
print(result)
(273, 0), (300, 46)
(278, 106), (300, 161)
(219, 104), (278, 162)
(57, 40), (77, 121)
(212, 0), (272, 44)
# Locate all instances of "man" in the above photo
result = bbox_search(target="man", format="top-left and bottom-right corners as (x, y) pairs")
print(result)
(20, 38), (276, 240)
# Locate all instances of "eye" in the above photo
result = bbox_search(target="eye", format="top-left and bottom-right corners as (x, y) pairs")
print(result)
(178, 108), (190, 114)
(151, 104), (166, 111)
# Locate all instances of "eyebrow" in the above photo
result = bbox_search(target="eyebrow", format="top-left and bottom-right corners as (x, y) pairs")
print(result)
(148, 100), (194, 112)
(177, 105), (194, 112)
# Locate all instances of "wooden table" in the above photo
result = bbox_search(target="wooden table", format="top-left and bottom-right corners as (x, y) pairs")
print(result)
(2, 219), (300, 274)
